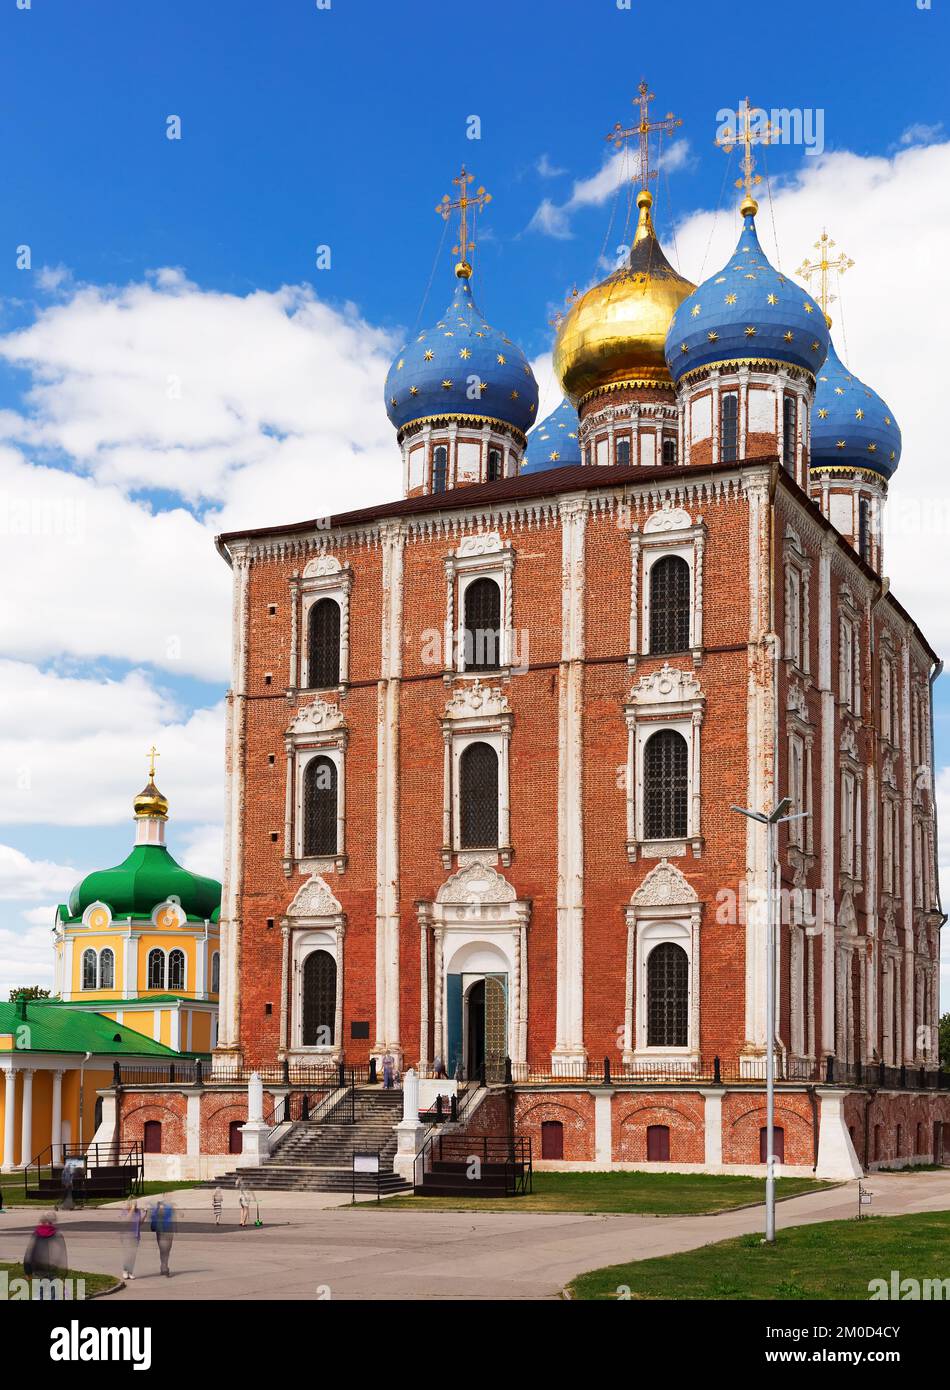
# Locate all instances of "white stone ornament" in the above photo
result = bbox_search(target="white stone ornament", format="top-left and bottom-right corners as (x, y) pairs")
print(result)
(444, 679), (511, 720)
(456, 531), (504, 557)
(631, 858), (698, 907)
(628, 662), (702, 705)
(436, 860), (517, 905)
(302, 555), (343, 578)
(287, 695), (345, 735)
(287, 874), (342, 919)
(839, 723), (858, 758)
(643, 504), (693, 533)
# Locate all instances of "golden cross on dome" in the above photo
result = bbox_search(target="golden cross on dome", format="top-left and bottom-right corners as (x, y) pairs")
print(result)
(436, 165), (491, 279)
(796, 230), (855, 318)
(716, 97), (776, 213)
(606, 80), (682, 189)
(147, 744), (160, 781)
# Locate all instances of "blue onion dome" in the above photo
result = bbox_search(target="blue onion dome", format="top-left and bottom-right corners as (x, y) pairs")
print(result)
(811, 337), (901, 480)
(666, 201), (830, 385)
(521, 397), (581, 473)
(384, 268), (539, 443)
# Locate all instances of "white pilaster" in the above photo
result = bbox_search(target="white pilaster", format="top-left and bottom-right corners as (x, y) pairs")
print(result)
(19, 1069), (33, 1167)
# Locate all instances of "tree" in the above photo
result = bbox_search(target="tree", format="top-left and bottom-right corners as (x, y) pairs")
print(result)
(8, 986), (51, 1003)
(940, 1013), (950, 1070)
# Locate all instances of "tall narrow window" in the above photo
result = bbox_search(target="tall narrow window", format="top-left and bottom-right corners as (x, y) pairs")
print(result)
(306, 597), (341, 690)
(646, 942), (689, 1046)
(721, 393), (739, 462)
(168, 949), (185, 992)
(302, 949), (337, 1046)
(643, 729), (689, 840)
(782, 396), (796, 470)
(82, 948), (98, 991)
(432, 444), (448, 493)
(662, 437), (677, 466)
(459, 742), (499, 848)
(649, 555), (691, 654)
(303, 755), (338, 857)
(98, 948), (115, 991)
(858, 497), (871, 563)
(147, 948), (166, 990)
(463, 576), (502, 672)
(487, 448), (502, 482)
(211, 951), (221, 994)
(615, 436), (631, 467)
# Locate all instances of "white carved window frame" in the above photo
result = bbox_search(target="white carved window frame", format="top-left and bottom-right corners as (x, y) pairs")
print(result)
(444, 532), (514, 675)
(782, 528), (812, 677)
(879, 634), (900, 750)
(786, 683), (815, 860)
(284, 698), (348, 876)
(838, 753), (863, 887)
(629, 508), (706, 666)
(288, 556), (353, 694)
(290, 927), (345, 1056)
(837, 586), (862, 717)
(623, 663), (705, 862)
(622, 862), (701, 1067)
(440, 682), (513, 869)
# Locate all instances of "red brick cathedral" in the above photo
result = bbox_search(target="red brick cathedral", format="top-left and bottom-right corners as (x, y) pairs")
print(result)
(212, 114), (946, 1176)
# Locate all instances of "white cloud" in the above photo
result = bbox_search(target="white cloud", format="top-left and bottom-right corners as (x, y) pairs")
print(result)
(0, 845), (76, 900)
(536, 153), (566, 179)
(0, 660), (224, 826)
(528, 140), (691, 240)
(898, 122), (944, 147)
(0, 914), (56, 996)
(179, 822), (223, 881)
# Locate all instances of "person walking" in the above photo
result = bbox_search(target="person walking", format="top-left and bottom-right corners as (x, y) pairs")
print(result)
(59, 1160), (75, 1211)
(121, 1198), (143, 1280)
(212, 1187), (223, 1226)
(238, 1184), (251, 1228)
(24, 1213), (68, 1298)
(149, 1199), (175, 1277)
(382, 1052), (395, 1089)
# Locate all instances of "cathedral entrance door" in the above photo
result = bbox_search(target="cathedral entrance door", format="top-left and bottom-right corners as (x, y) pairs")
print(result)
(463, 973), (507, 1081)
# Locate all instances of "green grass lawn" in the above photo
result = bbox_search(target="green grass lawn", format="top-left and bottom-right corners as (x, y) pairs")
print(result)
(365, 1171), (832, 1215)
(0, 1260), (117, 1298)
(0, 1176), (202, 1209)
(568, 1211), (950, 1300)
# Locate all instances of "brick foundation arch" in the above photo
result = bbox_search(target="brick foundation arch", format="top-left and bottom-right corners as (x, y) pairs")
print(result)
(121, 1099), (187, 1155)
(723, 1098), (814, 1166)
(515, 1094), (594, 1161)
(614, 1097), (703, 1163)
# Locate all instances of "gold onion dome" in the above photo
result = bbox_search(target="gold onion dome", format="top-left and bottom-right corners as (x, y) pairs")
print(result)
(133, 778), (169, 820)
(554, 191), (695, 407)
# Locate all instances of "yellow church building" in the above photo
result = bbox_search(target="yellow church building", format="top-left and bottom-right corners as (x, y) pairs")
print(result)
(0, 764), (221, 1171)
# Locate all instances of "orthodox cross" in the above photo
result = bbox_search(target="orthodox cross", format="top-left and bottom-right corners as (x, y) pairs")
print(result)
(147, 745), (160, 780)
(606, 80), (682, 188)
(716, 97), (776, 209)
(436, 166), (491, 276)
(796, 231), (855, 317)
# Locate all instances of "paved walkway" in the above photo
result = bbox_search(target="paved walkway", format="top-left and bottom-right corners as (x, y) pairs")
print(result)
(1, 1172), (947, 1301)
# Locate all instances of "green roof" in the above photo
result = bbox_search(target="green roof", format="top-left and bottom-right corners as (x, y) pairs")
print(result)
(48, 995), (215, 1009)
(64, 843), (221, 923)
(0, 1000), (181, 1056)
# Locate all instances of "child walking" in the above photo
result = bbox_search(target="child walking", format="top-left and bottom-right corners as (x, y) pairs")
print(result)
(212, 1187), (223, 1226)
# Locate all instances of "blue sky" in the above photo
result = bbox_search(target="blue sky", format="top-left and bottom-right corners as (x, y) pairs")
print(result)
(0, 0), (948, 997)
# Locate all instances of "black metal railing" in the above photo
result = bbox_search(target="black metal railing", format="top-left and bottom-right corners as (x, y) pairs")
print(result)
(113, 1059), (374, 1089)
(24, 1141), (144, 1200)
(413, 1132), (532, 1197)
(503, 1056), (949, 1090)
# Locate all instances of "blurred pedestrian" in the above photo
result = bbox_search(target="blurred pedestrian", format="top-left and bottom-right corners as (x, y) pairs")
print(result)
(239, 1185), (250, 1228)
(433, 1055), (447, 1079)
(212, 1187), (223, 1225)
(149, 1199), (175, 1277)
(59, 1160), (75, 1211)
(24, 1213), (68, 1297)
(121, 1198), (143, 1280)
(382, 1053), (395, 1089)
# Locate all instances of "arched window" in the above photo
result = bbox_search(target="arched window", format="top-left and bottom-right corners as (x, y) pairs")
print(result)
(647, 1124), (671, 1161)
(143, 1120), (162, 1154)
(721, 393), (738, 462)
(98, 948), (115, 991)
(643, 729), (689, 840)
(303, 755), (338, 857)
(615, 436), (631, 467)
(147, 948), (166, 991)
(463, 576), (502, 672)
(432, 445), (448, 493)
(211, 951), (221, 994)
(540, 1120), (564, 1159)
(168, 949), (186, 992)
(782, 396), (796, 470)
(459, 742), (499, 848)
(487, 447), (502, 482)
(307, 597), (341, 690)
(81, 948), (97, 991)
(760, 1126), (785, 1164)
(662, 437), (677, 466)
(649, 555), (691, 654)
(646, 941), (689, 1047)
(229, 1120), (244, 1154)
(302, 950), (337, 1046)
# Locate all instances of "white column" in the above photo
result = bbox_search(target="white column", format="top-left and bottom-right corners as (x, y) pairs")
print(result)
(900, 635), (915, 1064)
(628, 531), (641, 657)
(2, 1069), (15, 1171)
(623, 911), (635, 1063)
(433, 927), (445, 1063)
(279, 924), (290, 1053)
(334, 922), (345, 1056)
(218, 545), (251, 1058)
(375, 521), (404, 1063)
(51, 1070), (64, 1163)
(283, 744), (294, 865)
(19, 1069), (33, 1167)
(817, 540), (835, 1055)
(288, 576), (299, 688)
(700, 1088), (723, 1167)
(594, 1091), (613, 1166)
(418, 908), (431, 1070)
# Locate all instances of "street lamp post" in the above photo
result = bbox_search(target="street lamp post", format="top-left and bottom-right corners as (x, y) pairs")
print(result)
(731, 796), (807, 1243)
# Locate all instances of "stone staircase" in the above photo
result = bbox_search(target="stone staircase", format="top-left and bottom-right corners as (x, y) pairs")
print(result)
(212, 1087), (410, 1194)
